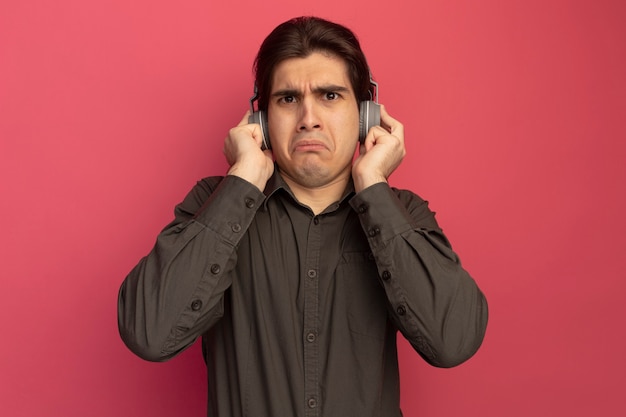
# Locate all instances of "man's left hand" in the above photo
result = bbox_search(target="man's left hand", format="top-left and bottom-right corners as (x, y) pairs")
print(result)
(352, 105), (406, 192)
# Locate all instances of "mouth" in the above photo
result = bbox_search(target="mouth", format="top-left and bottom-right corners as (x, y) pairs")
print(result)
(292, 138), (328, 153)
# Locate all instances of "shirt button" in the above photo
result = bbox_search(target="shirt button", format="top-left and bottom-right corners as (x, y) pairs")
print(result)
(313, 217), (319, 225)
(396, 305), (407, 316)
(368, 227), (380, 237)
(382, 271), (391, 281)
(307, 269), (317, 278)
(191, 300), (202, 311)
(358, 204), (367, 213)
(306, 332), (316, 343)
(210, 264), (221, 274)
(307, 398), (317, 408)
(231, 223), (242, 233)
(245, 198), (255, 208)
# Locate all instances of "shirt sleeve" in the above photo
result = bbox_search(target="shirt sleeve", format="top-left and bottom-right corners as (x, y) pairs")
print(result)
(349, 182), (488, 368)
(117, 175), (265, 362)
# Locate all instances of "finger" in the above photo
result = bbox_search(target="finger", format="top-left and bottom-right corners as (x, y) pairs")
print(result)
(379, 105), (401, 133)
(238, 110), (251, 127)
(369, 125), (389, 140)
(379, 105), (404, 143)
(360, 125), (383, 152)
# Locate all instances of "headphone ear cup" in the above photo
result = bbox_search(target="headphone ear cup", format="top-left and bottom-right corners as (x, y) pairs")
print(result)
(358, 101), (381, 143)
(251, 102), (378, 148)
(248, 110), (271, 150)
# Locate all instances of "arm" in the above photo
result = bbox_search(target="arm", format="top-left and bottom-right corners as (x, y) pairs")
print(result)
(350, 184), (488, 367)
(117, 176), (265, 361)
(118, 113), (274, 362)
(351, 106), (487, 367)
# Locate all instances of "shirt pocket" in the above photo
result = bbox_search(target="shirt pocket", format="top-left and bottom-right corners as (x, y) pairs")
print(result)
(336, 251), (389, 340)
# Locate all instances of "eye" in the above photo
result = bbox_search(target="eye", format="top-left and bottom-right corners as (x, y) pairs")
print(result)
(279, 95), (296, 104)
(325, 92), (339, 100)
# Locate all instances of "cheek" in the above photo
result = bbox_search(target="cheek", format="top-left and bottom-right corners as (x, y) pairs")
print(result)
(332, 110), (360, 144)
(267, 112), (291, 147)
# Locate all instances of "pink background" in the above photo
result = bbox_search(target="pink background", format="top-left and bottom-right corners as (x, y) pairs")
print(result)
(2, 0), (625, 416)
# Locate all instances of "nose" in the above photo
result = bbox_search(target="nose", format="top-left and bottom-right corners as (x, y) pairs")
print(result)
(297, 98), (321, 132)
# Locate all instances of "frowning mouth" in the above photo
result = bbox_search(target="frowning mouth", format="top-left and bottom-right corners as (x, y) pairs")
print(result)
(292, 138), (328, 152)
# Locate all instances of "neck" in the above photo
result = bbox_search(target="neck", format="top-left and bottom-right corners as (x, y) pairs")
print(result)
(280, 172), (350, 215)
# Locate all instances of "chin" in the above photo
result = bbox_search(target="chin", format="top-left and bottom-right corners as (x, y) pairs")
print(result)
(293, 165), (331, 187)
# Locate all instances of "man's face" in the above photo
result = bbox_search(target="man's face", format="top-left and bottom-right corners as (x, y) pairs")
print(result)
(267, 52), (360, 189)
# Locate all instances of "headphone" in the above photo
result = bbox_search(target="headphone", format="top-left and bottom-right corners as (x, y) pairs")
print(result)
(248, 78), (380, 150)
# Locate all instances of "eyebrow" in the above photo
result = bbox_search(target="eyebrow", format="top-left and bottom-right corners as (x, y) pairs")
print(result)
(271, 84), (352, 99)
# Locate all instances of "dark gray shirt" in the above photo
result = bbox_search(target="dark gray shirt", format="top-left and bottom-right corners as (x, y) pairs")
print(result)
(118, 171), (488, 417)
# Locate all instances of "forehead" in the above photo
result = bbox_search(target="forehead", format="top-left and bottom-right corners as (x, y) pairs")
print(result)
(270, 52), (353, 92)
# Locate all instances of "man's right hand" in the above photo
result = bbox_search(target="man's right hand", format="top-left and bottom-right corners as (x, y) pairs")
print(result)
(223, 111), (274, 191)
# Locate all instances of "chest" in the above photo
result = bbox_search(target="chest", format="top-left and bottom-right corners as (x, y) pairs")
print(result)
(228, 200), (388, 341)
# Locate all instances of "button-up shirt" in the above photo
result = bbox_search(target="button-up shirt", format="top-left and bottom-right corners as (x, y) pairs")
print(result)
(118, 171), (488, 417)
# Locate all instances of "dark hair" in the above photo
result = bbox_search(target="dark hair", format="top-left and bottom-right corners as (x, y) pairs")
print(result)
(253, 16), (372, 111)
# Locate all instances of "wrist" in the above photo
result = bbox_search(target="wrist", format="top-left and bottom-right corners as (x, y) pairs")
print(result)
(227, 163), (269, 191)
(353, 173), (387, 193)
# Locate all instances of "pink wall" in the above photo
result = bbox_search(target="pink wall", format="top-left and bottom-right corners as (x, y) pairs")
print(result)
(2, 0), (625, 416)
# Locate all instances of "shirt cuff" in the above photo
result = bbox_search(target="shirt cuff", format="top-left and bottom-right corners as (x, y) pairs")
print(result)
(349, 183), (415, 249)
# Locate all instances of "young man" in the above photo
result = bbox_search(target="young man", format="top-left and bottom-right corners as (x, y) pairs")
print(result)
(118, 16), (488, 417)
